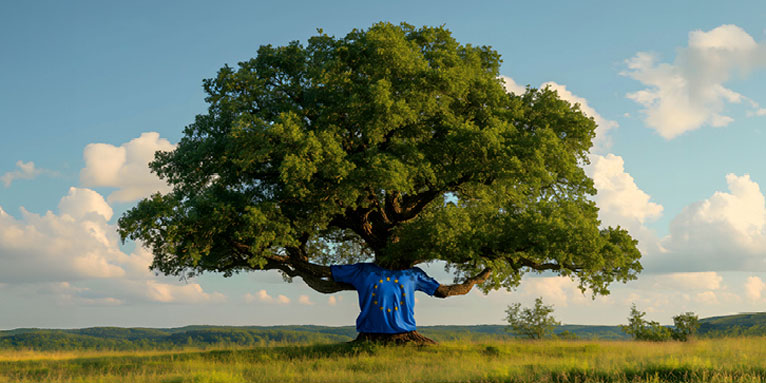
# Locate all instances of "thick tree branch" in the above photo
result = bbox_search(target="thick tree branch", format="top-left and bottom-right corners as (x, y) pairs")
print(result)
(329, 173), (479, 259)
(329, 203), (389, 251)
(384, 189), (441, 223)
(233, 241), (354, 294)
(263, 259), (355, 294)
(478, 247), (582, 273)
(434, 268), (492, 298)
(286, 232), (311, 262)
(513, 256), (582, 272)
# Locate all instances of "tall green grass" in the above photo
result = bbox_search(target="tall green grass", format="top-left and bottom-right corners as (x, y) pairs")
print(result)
(0, 338), (763, 382)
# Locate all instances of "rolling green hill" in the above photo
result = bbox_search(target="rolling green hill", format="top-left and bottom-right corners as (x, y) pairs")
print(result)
(2, 311), (766, 350)
(697, 312), (766, 337)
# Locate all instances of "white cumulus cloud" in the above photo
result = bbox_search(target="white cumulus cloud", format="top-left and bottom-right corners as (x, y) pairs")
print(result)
(586, 154), (663, 226)
(37, 282), (124, 306)
(0, 185), (224, 305)
(745, 276), (766, 301)
(694, 291), (719, 305)
(499, 75), (526, 95)
(245, 290), (272, 303)
(245, 289), (290, 304)
(0, 191), (126, 283)
(623, 24), (766, 139)
(298, 295), (315, 305)
(653, 272), (723, 291)
(2, 161), (49, 187)
(80, 132), (175, 203)
(145, 280), (226, 303)
(520, 276), (580, 307)
(646, 174), (766, 272)
(58, 187), (114, 221)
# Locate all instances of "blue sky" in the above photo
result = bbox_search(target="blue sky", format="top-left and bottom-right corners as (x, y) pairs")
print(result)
(2, 0), (766, 329)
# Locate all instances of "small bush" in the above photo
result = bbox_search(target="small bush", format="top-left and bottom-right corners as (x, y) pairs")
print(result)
(642, 322), (673, 342)
(555, 330), (579, 340)
(483, 345), (500, 356)
(671, 312), (700, 341)
(505, 297), (561, 340)
(622, 304), (698, 342)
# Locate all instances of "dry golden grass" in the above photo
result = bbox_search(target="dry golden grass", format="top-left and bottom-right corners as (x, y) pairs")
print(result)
(0, 337), (763, 382)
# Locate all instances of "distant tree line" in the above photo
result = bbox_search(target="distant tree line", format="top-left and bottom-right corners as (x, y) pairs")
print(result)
(0, 328), (351, 351)
(4, 308), (766, 351)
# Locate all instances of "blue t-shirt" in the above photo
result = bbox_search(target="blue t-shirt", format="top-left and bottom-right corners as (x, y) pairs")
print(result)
(331, 263), (440, 334)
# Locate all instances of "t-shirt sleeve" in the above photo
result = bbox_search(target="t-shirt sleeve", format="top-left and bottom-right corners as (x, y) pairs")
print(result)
(330, 263), (364, 286)
(413, 267), (440, 296)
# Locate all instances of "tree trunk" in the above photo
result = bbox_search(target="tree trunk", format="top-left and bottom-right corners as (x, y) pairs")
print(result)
(352, 331), (437, 345)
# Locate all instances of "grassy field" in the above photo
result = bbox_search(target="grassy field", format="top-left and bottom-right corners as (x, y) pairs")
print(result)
(0, 338), (764, 383)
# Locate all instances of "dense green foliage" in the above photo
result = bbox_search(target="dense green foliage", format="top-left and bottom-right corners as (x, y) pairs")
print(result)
(6, 338), (766, 382)
(621, 305), (700, 342)
(505, 297), (561, 339)
(117, 22), (641, 297)
(671, 312), (700, 341)
(621, 304), (672, 341)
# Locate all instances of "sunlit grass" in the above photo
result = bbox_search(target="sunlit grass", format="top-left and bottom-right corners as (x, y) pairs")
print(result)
(0, 348), (195, 362)
(1, 337), (764, 382)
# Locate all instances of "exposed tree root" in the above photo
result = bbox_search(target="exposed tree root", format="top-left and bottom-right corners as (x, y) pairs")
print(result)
(352, 331), (437, 345)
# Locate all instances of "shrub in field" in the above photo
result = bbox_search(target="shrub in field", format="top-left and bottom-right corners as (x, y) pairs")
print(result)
(672, 312), (700, 341)
(642, 321), (672, 341)
(621, 304), (670, 341)
(505, 297), (561, 339)
(622, 304), (698, 342)
(555, 330), (579, 340)
(621, 304), (647, 340)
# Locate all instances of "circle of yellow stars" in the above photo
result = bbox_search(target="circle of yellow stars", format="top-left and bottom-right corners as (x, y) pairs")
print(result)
(372, 276), (406, 314)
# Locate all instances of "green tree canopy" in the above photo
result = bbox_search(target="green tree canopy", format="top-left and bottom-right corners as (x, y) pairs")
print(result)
(118, 22), (641, 299)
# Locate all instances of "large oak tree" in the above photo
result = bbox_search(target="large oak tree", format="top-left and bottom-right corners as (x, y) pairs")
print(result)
(118, 22), (641, 342)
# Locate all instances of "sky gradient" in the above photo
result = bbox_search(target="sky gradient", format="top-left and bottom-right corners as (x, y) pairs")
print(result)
(2, 0), (766, 329)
